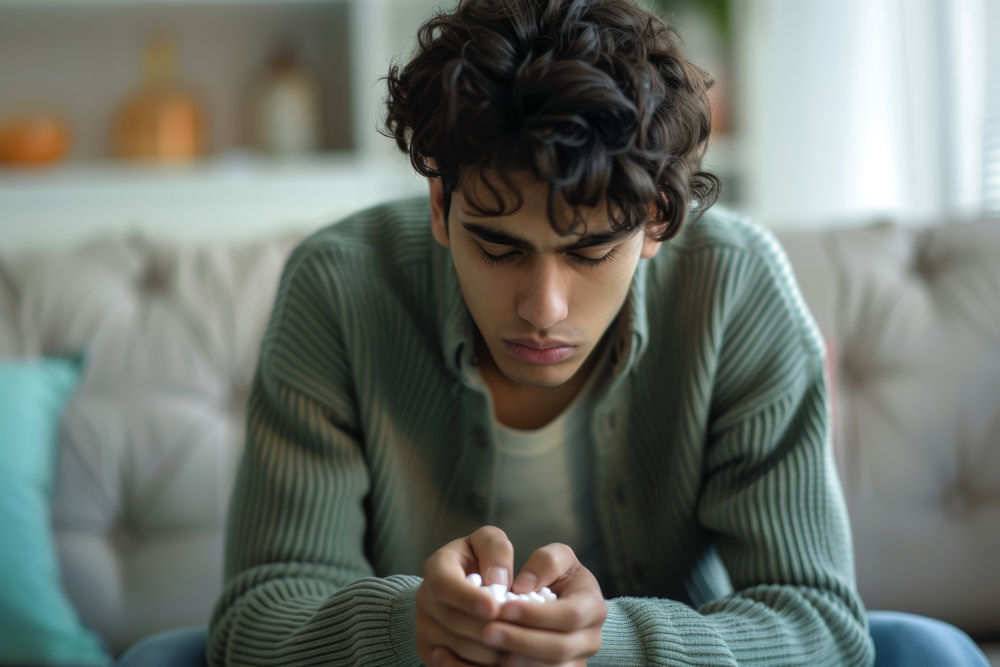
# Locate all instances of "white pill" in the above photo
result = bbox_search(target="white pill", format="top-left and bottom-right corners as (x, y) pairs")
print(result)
(488, 584), (508, 603)
(468, 580), (555, 605)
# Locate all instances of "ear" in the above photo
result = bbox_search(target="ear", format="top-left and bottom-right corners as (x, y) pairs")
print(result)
(640, 232), (662, 259)
(429, 177), (450, 248)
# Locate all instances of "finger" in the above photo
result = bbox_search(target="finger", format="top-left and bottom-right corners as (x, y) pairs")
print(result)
(417, 612), (501, 665)
(482, 620), (602, 663)
(418, 582), (498, 640)
(498, 593), (606, 633)
(429, 644), (488, 667)
(497, 655), (569, 667)
(497, 655), (562, 667)
(423, 542), (501, 619)
(511, 543), (578, 594)
(467, 525), (515, 588)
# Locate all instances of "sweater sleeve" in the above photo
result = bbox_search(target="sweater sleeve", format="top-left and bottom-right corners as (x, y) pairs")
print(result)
(593, 238), (875, 666)
(207, 245), (423, 666)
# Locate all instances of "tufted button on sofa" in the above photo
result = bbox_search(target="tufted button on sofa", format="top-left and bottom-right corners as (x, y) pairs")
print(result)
(0, 216), (997, 661)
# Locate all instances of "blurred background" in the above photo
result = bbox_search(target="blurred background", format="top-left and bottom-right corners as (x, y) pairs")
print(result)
(0, 0), (995, 251)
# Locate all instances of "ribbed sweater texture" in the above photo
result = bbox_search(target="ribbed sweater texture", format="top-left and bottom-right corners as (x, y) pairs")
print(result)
(208, 197), (875, 666)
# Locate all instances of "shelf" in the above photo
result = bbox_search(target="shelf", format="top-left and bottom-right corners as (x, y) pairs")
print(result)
(0, 0), (344, 7)
(0, 152), (394, 186)
(0, 153), (428, 251)
(0, 0), (437, 160)
(0, 0), (442, 252)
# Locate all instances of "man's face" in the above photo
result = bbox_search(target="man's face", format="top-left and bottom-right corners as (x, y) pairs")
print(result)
(431, 171), (661, 389)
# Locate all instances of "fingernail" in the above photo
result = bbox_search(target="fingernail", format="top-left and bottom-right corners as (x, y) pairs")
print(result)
(514, 571), (537, 592)
(485, 566), (508, 587)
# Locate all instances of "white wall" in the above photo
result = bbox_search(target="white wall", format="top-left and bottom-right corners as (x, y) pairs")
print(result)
(733, 0), (986, 228)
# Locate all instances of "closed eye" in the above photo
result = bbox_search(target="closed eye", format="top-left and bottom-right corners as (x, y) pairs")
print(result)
(478, 246), (521, 265)
(477, 245), (618, 268)
(568, 247), (618, 268)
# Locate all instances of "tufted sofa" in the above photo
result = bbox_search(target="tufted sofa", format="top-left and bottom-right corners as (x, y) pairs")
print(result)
(0, 211), (998, 663)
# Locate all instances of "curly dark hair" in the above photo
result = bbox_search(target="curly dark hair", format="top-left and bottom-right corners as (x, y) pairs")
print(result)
(382, 0), (720, 240)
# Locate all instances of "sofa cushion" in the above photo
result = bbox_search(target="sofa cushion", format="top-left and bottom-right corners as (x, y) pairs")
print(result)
(0, 356), (109, 665)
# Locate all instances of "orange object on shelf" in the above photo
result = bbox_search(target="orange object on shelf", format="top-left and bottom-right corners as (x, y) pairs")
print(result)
(112, 34), (205, 163)
(0, 114), (71, 167)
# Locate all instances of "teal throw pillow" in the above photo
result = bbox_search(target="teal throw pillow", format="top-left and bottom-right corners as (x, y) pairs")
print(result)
(0, 357), (109, 666)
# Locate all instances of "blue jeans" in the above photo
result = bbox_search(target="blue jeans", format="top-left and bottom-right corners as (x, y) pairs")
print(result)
(115, 611), (990, 666)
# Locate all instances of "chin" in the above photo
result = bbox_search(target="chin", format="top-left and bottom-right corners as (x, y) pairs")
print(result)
(496, 359), (580, 388)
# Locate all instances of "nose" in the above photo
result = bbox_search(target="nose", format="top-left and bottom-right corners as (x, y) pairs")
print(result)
(516, 256), (569, 331)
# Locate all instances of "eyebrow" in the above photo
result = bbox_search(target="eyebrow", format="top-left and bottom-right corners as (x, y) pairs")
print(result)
(460, 221), (633, 253)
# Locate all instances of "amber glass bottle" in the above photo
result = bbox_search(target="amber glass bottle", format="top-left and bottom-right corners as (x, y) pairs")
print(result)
(112, 35), (205, 163)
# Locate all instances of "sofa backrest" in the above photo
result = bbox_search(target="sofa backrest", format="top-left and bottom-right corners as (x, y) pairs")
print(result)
(0, 234), (300, 654)
(776, 219), (1000, 639)
(1, 217), (997, 653)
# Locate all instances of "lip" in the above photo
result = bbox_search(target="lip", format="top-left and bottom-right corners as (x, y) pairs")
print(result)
(503, 338), (576, 365)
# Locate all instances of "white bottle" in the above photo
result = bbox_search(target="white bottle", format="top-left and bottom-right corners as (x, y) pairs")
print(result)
(252, 43), (321, 157)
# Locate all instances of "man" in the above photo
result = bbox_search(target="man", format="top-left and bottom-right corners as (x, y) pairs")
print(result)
(209, 1), (875, 664)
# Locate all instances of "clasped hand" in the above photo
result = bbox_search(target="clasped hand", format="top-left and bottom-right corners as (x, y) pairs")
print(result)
(416, 526), (606, 666)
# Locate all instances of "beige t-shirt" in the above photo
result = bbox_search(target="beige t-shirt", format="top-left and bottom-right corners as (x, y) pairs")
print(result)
(487, 363), (608, 581)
